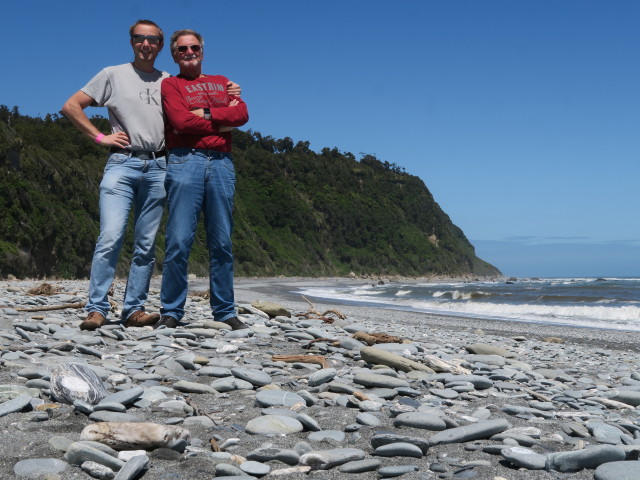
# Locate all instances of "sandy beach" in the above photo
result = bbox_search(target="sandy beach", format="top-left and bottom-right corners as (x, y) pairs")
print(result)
(1, 276), (639, 479)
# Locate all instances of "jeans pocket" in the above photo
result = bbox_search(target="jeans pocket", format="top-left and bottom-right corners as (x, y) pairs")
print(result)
(168, 153), (189, 165)
(106, 153), (128, 166)
(221, 157), (235, 174)
(156, 156), (167, 169)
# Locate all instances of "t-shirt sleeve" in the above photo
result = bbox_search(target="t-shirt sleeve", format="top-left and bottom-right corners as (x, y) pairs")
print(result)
(80, 68), (113, 107)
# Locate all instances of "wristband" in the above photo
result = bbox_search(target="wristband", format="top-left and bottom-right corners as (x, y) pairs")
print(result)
(203, 108), (211, 120)
(95, 133), (105, 144)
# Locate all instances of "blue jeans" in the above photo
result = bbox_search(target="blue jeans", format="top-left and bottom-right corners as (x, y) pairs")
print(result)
(86, 153), (166, 320)
(160, 148), (236, 323)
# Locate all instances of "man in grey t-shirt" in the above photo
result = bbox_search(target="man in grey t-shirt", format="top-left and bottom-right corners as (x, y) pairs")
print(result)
(61, 19), (239, 330)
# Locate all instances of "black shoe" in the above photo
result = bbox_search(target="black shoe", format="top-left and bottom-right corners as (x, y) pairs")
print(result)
(226, 317), (248, 330)
(154, 315), (179, 329)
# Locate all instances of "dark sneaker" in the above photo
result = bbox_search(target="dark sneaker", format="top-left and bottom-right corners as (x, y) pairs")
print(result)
(80, 312), (106, 331)
(226, 317), (249, 330)
(153, 315), (179, 329)
(125, 310), (160, 327)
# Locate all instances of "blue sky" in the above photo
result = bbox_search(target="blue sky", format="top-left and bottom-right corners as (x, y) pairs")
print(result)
(2, 0), (639, 278)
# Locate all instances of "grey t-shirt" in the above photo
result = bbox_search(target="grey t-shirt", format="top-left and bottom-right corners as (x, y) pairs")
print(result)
(82, 63), (170, 151)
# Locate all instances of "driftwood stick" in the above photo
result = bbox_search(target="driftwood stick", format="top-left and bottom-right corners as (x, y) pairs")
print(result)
(421, 354), (471, 375)
(301, 295), (314, 308)
(353, 331), (404, 345)
(322, 309), (346, 320)
(12, 302), (87, 312)
(303, 338), (340, 349)
(272, 354), (328, 369)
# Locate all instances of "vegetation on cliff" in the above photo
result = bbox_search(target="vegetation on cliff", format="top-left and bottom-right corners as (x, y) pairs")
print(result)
(0, 106), (500, 279)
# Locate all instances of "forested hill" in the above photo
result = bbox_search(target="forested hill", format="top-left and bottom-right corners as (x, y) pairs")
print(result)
(0, 106), (500, 279)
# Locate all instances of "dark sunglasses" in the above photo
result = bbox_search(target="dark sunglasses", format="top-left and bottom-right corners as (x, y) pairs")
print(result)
(131, 34), (162, 45)
(177, 44), (201, 53)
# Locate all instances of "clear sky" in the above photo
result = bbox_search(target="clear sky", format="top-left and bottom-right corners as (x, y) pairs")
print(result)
(2, 0), (639, 278)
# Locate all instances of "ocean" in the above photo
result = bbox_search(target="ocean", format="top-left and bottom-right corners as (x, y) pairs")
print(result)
(296, 277), (640, 332)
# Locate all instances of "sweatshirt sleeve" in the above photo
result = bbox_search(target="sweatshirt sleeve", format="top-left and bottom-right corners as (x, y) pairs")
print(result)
(161, 77), (218, 135)
(209, 96), (249, 127)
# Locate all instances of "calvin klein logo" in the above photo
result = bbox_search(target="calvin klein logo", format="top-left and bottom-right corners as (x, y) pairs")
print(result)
(139, 88), (160, 105)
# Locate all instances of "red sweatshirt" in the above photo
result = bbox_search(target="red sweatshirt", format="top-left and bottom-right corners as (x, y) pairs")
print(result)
(161, 74), (248, 152)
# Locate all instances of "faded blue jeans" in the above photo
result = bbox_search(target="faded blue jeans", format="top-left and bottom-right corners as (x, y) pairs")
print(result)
(86, 152), (166, 320)
(160, 148), (236, 323)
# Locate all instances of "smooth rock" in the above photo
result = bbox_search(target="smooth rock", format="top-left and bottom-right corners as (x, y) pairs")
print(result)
(339, 458), (381, 473)
(547, 445), (626, 472)
(374, 442), (423, 458)
(81, 461), (114, 480)
(595, 460), (640, 480)
(64, 442), (125, 470)
(501, 446), (547, 470)
(393, 412), (447, 431)
(429, 419), (511, 445)
(0, 394), (33, 417)
(245, 415), (304, 435)
(255, 390), (305, 407)
(49, 363), (108, 405)
(13, 458), (69, 478)
(113, 454), (149, 480)
(299, 448), (366, 469)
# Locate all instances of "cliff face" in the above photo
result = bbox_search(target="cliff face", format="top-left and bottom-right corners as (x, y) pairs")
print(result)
(0, 107), (500, 279)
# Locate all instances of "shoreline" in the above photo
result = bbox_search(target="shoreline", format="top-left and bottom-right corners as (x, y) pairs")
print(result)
(230, 276), (640, 353)
(4, 275), (639, 351)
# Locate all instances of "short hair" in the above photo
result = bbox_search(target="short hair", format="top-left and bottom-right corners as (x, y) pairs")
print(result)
(170, 29), (204, 55)
(129, 19), (164, 42)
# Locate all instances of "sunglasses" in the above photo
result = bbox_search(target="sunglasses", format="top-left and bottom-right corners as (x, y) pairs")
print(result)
(131, 34), (162, 45)
(177, 44), (201, 53)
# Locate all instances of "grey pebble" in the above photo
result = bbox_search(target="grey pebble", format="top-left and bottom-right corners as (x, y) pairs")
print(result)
(245, 415), (304, 435)
(231, 367), (273, 386)
(13, 458), (69, 478)
(255, 389), (305, 407)
(546, 444), (626, 472)
(81, 461), (114, 480)
(594, 460), (640, 480)
(378, 465), (420, 477)
(501, 446), (547, 470)
(374, 441), (423, 458)
(429, 419), (511, 445)
(299, 447), (366, 469)
(0, 394), (33, 417)
(339, 458), (381, 473)
(240, 460), (271, 476)
(247, 446), (300, 465)
(113, 454), (149, 480)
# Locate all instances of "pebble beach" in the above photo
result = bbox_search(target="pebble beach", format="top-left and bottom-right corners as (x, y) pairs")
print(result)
(1, 276), (640, 480)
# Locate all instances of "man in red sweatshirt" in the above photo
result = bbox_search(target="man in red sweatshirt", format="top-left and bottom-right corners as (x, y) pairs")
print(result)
(157, 29), (249, 330)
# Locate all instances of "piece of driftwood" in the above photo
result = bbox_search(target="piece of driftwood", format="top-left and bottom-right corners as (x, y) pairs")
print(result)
(302, 337), (339, 349)
(322, 309), (346, 320)
(13, 301), (87, 312)
(590, 397), (635, 410)
(210, 437), (221, 452)
(421, 354), (471, 375)
(299, 296), (346, 321)
(360, 346), (435, 373)
(352, 391), (370, 401)
(185, 396), (220, 425)
(524, 388), (552, 403)
(353, 332), (404, 345)
(271, 354), (328, 369)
